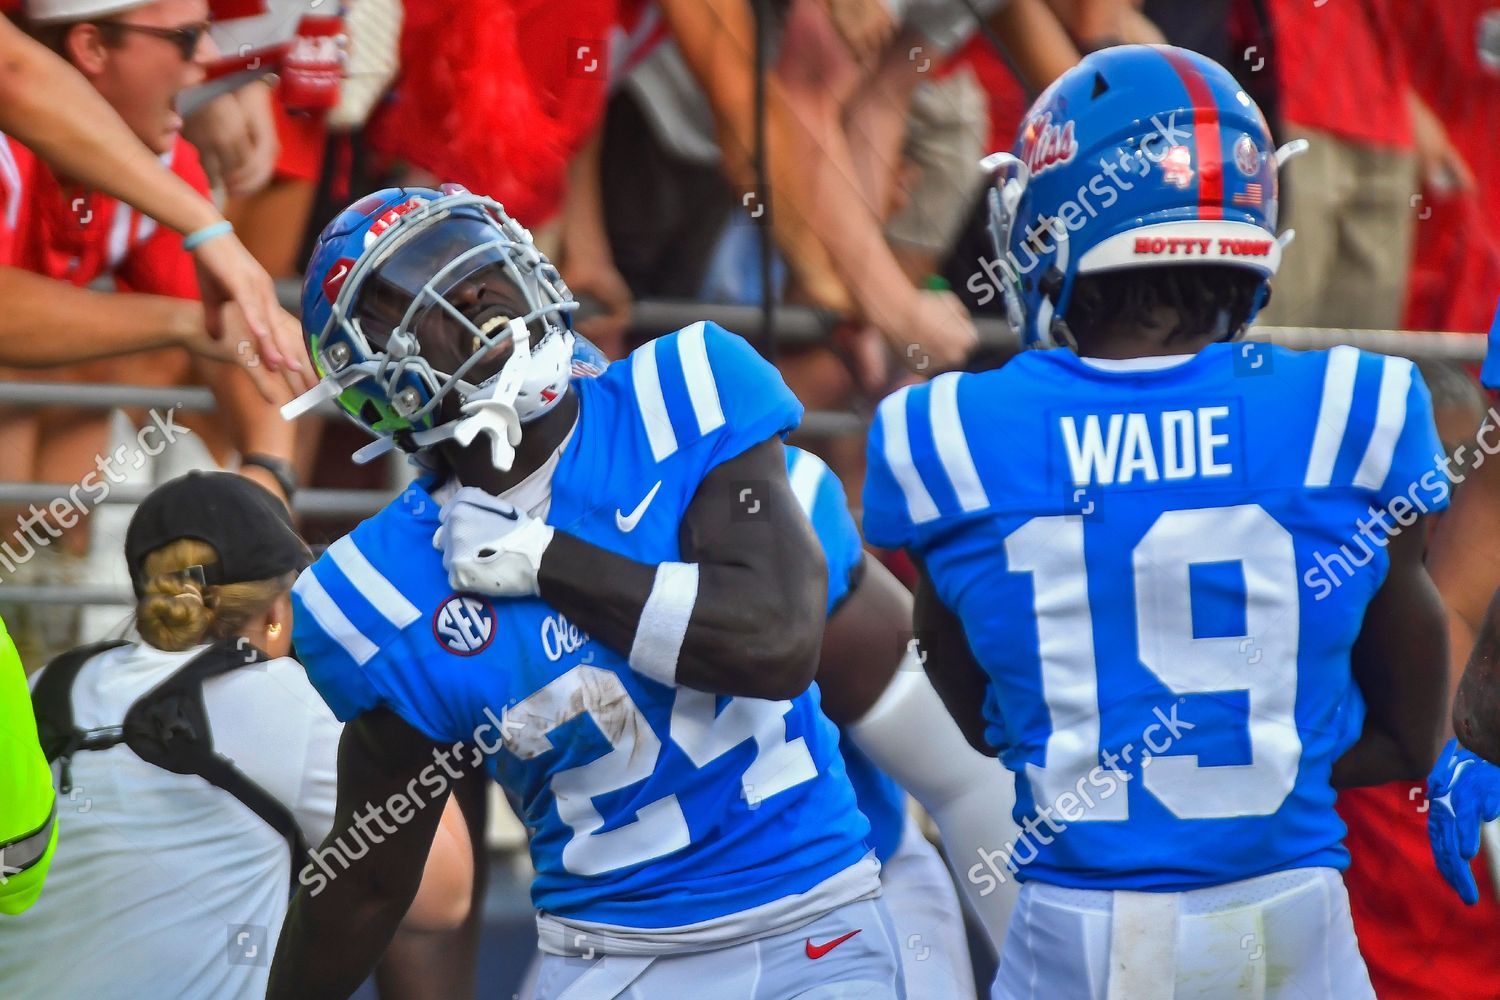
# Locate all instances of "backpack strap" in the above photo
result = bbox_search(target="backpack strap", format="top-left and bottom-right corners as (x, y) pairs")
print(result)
(123, 639), (311, 889)
(31, 640), (132, 793)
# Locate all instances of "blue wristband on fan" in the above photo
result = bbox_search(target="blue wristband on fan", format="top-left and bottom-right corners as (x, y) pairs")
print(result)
(182, 220), (234, 251)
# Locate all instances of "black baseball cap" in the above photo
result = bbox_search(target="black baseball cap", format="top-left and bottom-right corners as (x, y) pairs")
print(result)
(125, 471), (312, 598)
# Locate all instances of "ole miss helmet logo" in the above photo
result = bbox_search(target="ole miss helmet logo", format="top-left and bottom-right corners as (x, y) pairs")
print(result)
(1019, 113), (1077, 178)
(433, 594), (497, 655)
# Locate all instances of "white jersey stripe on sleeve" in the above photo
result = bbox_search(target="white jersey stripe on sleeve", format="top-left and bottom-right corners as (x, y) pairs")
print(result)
(293, 571), (380, 666)
(787, 447), (825, 518)
(677, 321), (726, 436)
(0, 138), (21, 229)
(929, 372), (989, 513)
(632, 338), (678, 461)
(1303, 345), (1360, 488)
(1353, 355), (1414, 491)
(106, 204), (133, 272)
(877, 388), (940, 525)
(327, 536), (421, 628)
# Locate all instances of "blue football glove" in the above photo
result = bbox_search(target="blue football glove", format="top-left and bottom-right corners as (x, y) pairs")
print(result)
(1427, 738), (1500, 905)
(433, 486), (554, 598)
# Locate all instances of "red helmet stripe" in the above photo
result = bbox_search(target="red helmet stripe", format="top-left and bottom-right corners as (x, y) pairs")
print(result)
(1159, 47), (1223, 221)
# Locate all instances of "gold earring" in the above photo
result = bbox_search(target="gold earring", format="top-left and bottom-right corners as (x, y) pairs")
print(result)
(266, 622), (283, 636)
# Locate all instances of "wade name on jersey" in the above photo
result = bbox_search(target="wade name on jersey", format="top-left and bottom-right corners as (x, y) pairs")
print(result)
(863, 343), (1447, 892)
(1058, 405), (1236, 486)
(292, 322), (875, 936)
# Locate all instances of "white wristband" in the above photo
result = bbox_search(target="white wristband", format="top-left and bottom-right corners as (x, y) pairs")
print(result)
(628, 562), (699, 687)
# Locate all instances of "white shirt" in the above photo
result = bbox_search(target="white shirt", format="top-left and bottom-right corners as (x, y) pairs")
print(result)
(0, 643), (341, 1000)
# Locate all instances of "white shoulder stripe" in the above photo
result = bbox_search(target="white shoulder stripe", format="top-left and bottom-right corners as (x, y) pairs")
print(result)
(632, 338), (678, 461)
(107, 203), (133, 272)
(677, 322), (726, 436)
(1304, 345), (1360, 488)
(929, 372), (988, 513)
(877, 389), (939, 525)
(0, 138), (20, 229)
(787, 447), (826, 518)
(1354, 355), (1414, 490)
(293, 570), (380, 666)
(327, 536), (421, 628)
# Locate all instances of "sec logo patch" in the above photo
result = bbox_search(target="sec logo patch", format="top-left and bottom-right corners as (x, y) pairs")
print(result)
(432, 595), (497, 656)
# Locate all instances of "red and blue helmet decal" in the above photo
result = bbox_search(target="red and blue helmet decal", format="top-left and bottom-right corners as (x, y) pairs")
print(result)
(986, 45), (1284, 348)
(300, 186), (447, 370)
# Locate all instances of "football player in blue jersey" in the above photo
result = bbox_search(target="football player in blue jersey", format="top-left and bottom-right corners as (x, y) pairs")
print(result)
(862, 45), (1450, 998)
(780, 442), (1018, 995)
(265, 186), (904, 999)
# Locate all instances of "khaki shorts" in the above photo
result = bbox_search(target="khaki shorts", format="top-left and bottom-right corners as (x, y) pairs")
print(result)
(886, 66), (988, 259)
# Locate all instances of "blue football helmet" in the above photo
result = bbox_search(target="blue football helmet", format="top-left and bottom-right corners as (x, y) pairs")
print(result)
(288, 185), (578, 470)
(983, 44), (1306, 348)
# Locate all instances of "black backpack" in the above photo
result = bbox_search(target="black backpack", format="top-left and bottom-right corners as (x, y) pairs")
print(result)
(30, 638), (311, 889)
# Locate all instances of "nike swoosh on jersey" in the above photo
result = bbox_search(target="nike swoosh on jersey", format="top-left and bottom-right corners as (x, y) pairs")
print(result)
(805, 929), (861, 959)
(615, 480), (663, 532)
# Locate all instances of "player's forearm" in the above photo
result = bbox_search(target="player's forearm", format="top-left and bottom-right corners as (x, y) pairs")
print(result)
(913, 569), (995, 755)
(0, 270), (202, 366)
(1455, 593), (1500, 765)
(539, 531), (826, 699)
(1428, 424), (1500, 637)
(0, 20), (220, 237)
(270, 713), (445, 999)
(1335, 531), (1449, 786)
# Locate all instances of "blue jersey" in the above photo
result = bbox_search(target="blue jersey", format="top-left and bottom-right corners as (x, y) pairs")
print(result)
(785, 445), (908, 864)
(863, 343), (1448, 891)
(293, 322), (871, 928)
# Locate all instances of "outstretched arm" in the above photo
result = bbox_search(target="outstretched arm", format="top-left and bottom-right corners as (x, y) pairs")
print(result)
(268, 710), (452, 1000)
(1332, 523), (1449, 787)
(0, 19), (308, 381)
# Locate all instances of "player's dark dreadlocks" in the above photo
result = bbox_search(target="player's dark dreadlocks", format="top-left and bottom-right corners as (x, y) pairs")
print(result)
(1065, 264), (1265, 352)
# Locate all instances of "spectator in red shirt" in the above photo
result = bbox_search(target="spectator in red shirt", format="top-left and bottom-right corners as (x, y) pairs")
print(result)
(0, 0), (294, 661)
(1396, 0), (1500, 335)
(1258, 0), (1425, 331)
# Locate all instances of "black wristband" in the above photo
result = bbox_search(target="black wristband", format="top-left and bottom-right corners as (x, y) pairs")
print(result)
(241, 453), (298, 500)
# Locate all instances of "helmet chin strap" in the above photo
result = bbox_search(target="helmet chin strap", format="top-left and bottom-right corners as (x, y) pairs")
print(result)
(452, 317), (531, 472)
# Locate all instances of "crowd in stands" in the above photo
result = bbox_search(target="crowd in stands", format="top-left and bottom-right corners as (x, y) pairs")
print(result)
(1, 1), (1498, 996)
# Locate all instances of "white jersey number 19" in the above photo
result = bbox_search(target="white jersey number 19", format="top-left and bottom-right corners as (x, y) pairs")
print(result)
(1005, 504), (1300, 821)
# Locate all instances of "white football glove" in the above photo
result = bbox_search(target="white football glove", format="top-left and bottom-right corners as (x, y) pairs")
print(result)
(433, 486), (555, 597)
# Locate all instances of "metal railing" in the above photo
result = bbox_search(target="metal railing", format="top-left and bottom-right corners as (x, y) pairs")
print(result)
(0, 299), (1486, 607)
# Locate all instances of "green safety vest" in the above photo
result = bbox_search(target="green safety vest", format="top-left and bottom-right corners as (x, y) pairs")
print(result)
(0, 615), (56, 914)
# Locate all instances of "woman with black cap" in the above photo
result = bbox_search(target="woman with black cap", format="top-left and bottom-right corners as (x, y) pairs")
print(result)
(0, 472), (473, 1000)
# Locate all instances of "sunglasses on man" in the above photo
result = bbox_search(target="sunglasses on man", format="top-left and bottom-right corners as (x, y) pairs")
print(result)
(99, 19), (211, 61)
